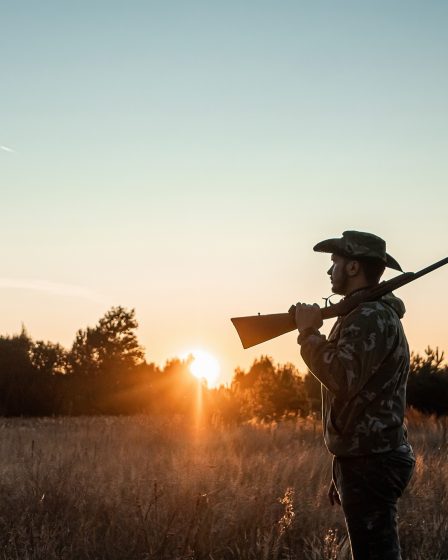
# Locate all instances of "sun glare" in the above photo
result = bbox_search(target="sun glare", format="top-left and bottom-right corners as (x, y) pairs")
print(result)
(186, 349), (221, 387)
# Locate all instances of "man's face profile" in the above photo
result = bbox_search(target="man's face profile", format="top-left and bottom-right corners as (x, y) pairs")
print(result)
(327, 254), (349, 295)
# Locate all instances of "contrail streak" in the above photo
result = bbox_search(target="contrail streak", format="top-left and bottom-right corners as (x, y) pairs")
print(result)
(0, 145), (15, 153)
(0, 278), (107, 304)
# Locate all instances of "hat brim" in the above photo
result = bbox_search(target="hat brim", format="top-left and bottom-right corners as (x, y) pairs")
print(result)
(313, 238), (344, 255)
(313, 238), (403, 272)
(384, 254), (403, 272)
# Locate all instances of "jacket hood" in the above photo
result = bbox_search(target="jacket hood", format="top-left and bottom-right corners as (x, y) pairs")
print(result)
(380, 292), (406, 318)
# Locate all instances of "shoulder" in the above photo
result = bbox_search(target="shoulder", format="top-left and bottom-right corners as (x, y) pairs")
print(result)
(346, 300), (397, 320)
(340, 300), (397, 334)
(342, 301), (382, 321)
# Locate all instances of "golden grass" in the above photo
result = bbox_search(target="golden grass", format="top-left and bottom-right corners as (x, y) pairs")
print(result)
(0, 412), (445, 559)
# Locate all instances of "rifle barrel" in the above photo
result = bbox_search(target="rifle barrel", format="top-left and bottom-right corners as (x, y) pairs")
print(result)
(412, 256), (448, 280)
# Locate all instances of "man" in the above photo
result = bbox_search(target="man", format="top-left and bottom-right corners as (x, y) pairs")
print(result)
(292, 231), (415, 560)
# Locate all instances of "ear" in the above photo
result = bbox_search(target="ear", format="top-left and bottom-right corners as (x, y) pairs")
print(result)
(345, 260), (361, 277)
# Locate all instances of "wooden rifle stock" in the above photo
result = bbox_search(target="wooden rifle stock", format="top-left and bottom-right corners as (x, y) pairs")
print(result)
(231, 256), (448, 349)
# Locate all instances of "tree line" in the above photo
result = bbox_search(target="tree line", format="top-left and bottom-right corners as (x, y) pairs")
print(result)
(0, 306), (446, 421)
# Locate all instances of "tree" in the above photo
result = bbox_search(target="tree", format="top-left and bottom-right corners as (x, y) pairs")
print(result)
(69, 306), (144, 377)
(271, 363), (310, 419)
(150, 357), (201, 417)
(68, 307), (145, 413)
(406, 347), (448, 417)
(231, 356), (309, 421)
(31, 341), (68, 376)
(0, 329), (34, 414)
(303, 370), (322, 413)
(0, 329), (60, 415)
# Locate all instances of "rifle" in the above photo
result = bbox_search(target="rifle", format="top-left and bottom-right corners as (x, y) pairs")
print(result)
(231, 256), (448, 349)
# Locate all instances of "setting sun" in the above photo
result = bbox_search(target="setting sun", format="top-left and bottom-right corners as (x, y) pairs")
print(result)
(186, 349), (221, 387)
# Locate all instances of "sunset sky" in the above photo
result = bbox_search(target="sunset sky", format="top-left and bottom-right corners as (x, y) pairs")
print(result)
(2, 1), (447, 385)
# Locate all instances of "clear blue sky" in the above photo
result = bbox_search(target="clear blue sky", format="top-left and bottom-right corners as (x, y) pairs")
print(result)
(1, 1), (447, 383)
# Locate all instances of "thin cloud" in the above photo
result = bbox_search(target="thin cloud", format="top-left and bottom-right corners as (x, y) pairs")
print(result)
(0, 145), (15, 153)
(0, 278), (107, 304)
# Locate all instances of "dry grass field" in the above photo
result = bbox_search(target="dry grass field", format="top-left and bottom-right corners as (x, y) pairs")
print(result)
(0, 411), (446, 560)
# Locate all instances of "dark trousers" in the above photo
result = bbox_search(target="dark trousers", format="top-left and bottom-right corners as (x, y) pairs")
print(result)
(333, 445), (415, 560)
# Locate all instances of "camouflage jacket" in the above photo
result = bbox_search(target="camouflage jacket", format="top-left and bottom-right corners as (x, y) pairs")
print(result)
(300, 292), (410, 457)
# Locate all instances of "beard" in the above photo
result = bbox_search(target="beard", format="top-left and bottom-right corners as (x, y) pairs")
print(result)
(331, 269), (349, 296)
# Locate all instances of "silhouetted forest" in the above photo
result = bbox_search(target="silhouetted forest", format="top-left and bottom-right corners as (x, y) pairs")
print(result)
(0, 306), (446, 420)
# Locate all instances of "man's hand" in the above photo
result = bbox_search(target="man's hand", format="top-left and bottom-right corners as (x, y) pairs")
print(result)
(292, 302), (323, 332)
(328, 480), (341, 506)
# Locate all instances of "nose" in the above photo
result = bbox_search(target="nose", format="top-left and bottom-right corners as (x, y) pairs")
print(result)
(327, 265), (333, 277)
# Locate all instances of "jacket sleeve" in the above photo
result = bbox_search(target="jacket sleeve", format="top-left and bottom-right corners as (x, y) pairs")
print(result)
(299, 304), (395, 399)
